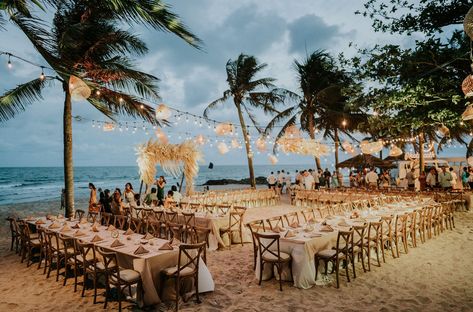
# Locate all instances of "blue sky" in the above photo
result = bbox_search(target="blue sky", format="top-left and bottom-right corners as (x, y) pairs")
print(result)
(0, 0), (466, 167)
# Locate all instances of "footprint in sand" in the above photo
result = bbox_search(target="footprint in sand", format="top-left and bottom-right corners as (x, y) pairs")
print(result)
(416, 296), (432, 304)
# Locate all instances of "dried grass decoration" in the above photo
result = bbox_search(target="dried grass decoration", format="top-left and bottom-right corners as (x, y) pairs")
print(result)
(268, 154), (278, 165)
(277, 125), (303, 153)
(136, 140), (203, 195)
(195, 134), (206, 145)
(298, 140), (329, 157)
(155, 128), (168, 144)
(360, 140), (383, 154)
(342, 140), (356, 155)
(215, 123), (235, 136)
(389, 145), (403, 157)
(155, 103), (172, 120)
(231, 138), (241, 148)
(69, 75), (91, 100)
(438, 124), (450, 137)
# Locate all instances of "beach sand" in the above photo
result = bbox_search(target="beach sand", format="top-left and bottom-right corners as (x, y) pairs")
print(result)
(1, 199), (472, 311)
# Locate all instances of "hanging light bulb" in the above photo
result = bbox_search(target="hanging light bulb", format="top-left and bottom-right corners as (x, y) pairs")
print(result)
(96, 90), (101, 96)
(7, 55), (12, 69)
(140, 104), (144, 109)
(39, 67), (45, 80)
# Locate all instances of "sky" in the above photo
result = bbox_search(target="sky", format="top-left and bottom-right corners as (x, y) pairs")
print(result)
(0, 0), (465, 168)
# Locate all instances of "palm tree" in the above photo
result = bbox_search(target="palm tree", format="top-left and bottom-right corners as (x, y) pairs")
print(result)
(0, 1), (200, 217)
(204, 54), (287, 187)
(265, 50), (362, 168)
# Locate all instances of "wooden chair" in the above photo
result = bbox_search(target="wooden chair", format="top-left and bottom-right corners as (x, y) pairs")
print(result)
(284, 212), (300, 227)
(44, 230), (65, 281)
(182, 212), (196, 243)
(191, 227), (211, 264)
(266, 216), (284, 231)
(101, 212), (113, 226)
(114, 215), (127, 230)
(300, 209), (317, 223)
(167, 222), (184, 241)
(161, 242), (206, 311)
(393, 214), (408, 257)
(380, 215), (395, 262)
(96, 247), (142, 312)
(165, 211), (178, 224)
(364, 221), (382, 270)
(352, 223), (368, 275)
(75, 209), (85, 220)
(406, 211), (417, 248)
(254, 232), (293, 291)
(19, 220), (41, 267)
(58, 233), (79, 287)
(129, 218), (142, 234)
(87, 211), (99, 223)
(315, 228), (354, 288)
(246, 219), (266, 270)
(219, 209), (245, 248)
(215, 204), (232, 215)
(6, 217), (21, 252)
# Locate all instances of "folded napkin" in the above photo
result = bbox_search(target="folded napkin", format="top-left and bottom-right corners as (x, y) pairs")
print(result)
(170, 238), (181, 246)
(337, 220), (349, 227)
(91, 224), (100, 232)
(91, 235), (103, 242)
(60, 224), (72, 232)
(285, 230), (297, 238)
(289, 221), (299, 228)
(107, 225), (116, 231)
(74, 230), (86, 237)
(304, 232), (322, 238)
(80, 218), (88, 224)
(303, 225), (315, 232)
(48, 222), (60, 229)
(35, 219), (46, 225)
(110, 239), (125, 248)
(320, 225), (334, 232)
(134, 245), (150, 255)
(158, 242), (174, 250)
(142, 233), (154, 240)
(124, 228), (134, 235)
(71, 223), (80, 229)
(272, 225), (286, 233)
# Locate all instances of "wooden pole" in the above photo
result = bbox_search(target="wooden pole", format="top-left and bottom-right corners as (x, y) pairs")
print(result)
(179, 172), (185, 193)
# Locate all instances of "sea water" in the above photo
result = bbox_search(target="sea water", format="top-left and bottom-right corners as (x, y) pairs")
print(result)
(0, 165), (313, 205)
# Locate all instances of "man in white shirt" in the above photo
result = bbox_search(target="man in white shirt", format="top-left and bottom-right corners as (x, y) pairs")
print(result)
(365, 168), (378, 188)
(303, 171), (315, 190)
(267, 172), (277, 190)
(310, 169), (320, 189)
(295, 170), (303, 184)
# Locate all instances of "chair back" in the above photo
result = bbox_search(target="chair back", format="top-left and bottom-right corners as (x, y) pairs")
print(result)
(74, 209), (85, 220)
(129, 217), (142, 233)
(336, 228), (354, 255)
(154, 210), (165, 222)
(266, 216), (284, 231)
(381, 215), (393, 236)
(165, 211), (178, 223)
(394, 214), (408, 235)
(216, 204), (231, 215)
(147, 221), (161, 237)
(167, 222), (183, 240)
(254, 232), (283, 262)
(87, 212), (99, 223)
(45, 230), (60, 253)
(228, 210), (245, 232)
(114, 215), (127, 230)
(300, 209), (316, 222)
(75, 239), (98, 271)
(368, 221), (382, 242)
(353, 223), (367, 248)
(101, 212), (112, 226)
(95, 247), (121, 281)
(284, 212), (300, 226)
(176, 242), (206, 277)
(182, 212), (196, 228)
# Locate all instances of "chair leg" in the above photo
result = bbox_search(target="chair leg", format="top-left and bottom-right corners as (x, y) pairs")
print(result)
(82, 272), (87, 297)
(278, 264), (283, 291)
(56, 255), (61, 281)
(175, 278), (180, 312)
(351, 254), (356, 279)
(93, 273), (97, 304)
(314, 257), (319, 281)
(335, 259), (340, 288)
(195, 272), (201, 304)
(258, 262), (264, 286)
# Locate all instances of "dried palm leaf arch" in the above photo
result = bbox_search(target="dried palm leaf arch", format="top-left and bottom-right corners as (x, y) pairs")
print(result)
(136, 140), (203, 195)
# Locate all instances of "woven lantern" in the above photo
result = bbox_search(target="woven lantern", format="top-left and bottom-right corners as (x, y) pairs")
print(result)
(462, 75), (473, 97)
(69, 76), (91, 100)
(217, 142), (229, 154)
(268, 154), (278, 165)
(195, 134), (206, 145)
(255, 137), (267, 152)
(389, 145), (402, 157)
(231, 138), (241, 148)
(215, 123), (234, 136)
(464, 5), (473, 40)
(155, 104), (172, 120)
(299, 140), (329, 157)
(462, 104), (473, 121)
(155, 128), (168, 144)
(360, 140), (383, 154)
(342, 140), (356, 155)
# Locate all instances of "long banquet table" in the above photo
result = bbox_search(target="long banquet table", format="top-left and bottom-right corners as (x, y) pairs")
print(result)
(256, 200), (428, 289)
(27, 217), (215, 306)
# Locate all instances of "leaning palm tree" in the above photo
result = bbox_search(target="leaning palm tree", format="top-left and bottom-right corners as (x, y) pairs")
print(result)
(0, 0), (44, 28)
(0, 1), (200, 217)
(265, 50), (360, 169)
(204, 54), (287, 187)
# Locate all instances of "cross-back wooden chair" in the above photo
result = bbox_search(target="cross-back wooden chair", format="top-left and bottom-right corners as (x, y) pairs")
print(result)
(74, 209), (85, 221)
(246, 219), (266, 270)
(182, 212), (196, 243)
(114, 215), (127, 230)
(101, 212), (113, 226)
(364, 221), (382, 270)
(219, 209), (246, 248)
(284, 212), (300, 227)
(266, 216), (284, 231)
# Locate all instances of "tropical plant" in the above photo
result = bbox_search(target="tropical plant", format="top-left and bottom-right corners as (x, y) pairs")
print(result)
(204, 53), (288, 187)
(0, 0), (200, 217)
(265, 50), (365, 168)
(0, 0), (44, 28)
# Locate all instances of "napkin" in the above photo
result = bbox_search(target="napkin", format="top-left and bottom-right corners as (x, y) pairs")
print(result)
(337, 220), (349, 227)
(134, 245), (150, 255)
(289, 221), (299, 228)
(48, 222), (60, 229)
(71, 223), (80, 229)
(61, 224), (72, 232)
(304, 232), (322, 238)
(320, 225), (334, 232)
(124, 228), (134, 235)
(110, 239), (125, 248)
(107, 225), (116, 231)
(272, 225), (286, 233)
(80, 219), (88, 224)
(142, 233), (154, 240)
(91, 235), (103, 242)
(74, 230), (86, 237)
(285, 230), (297, 238)
(35, 219), (46, 225)
(158, 242), (174, 250)
(91, 224), (100, 232)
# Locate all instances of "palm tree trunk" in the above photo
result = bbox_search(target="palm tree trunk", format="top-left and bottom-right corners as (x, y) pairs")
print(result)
(334, 128), (339, 167)
(63, 85), (75, 218)
(419, 132), (425, 173)
(235, 102), (256, 188)
(308, 115), (321, 170)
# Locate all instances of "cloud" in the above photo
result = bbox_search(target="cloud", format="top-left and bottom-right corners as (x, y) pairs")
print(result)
(287, 14), (354, 54)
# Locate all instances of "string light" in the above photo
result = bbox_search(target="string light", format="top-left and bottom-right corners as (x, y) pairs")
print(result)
(7, 54), (12, 69)
(39, 67), (45, 80)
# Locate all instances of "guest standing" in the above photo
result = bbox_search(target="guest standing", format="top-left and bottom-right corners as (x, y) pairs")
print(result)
(406, 168), (416, 190)
(426, 168), (437, 189)
(303, 171), (315, 190)
(267, 172), (277, 190)
(123, 182), (136, 206)
(156, 176), (166, 205)
(331, 171), (339, 188)
(365, 168), (378, 189)
(418, 172), (427, 191)
(450, 167), (458, 189)
(171, 185), (183, 203)
(461, 167), (469, 189)
(438, 167), (453, 191)
(111, 188), (124, 215)
(88, 183), (98, 212)
(324, 168), (332, 188)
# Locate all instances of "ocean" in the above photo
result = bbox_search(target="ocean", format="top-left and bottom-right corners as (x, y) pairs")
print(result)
(0, 165), (312, 205)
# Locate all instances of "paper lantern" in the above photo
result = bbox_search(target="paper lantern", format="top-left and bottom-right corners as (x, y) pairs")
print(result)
(464, 5), (473, 40)
(231, 138), (241, 148)
(155, 128), (168, 144)
(69, 76), (91, 100)
(462, 104), (473, 121)
(102, 122), (115, 132)
(462, 75), (473, 97)
(215, 123), (234, 136)
(195, 134), (206, 145)
(389, 145), (403, 157)
(438, 124), (450, 136)
(255, 137), (267, 152)
(155, 104), (172, 120)
(342, 140), (356, 155)
(268, 154), (278, 165)
(217, 142), (229, 154)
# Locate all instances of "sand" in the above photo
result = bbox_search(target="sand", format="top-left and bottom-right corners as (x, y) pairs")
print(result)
(1, 197), (473, 311)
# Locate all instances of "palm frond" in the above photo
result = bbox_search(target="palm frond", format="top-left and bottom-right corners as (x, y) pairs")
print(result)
(272, 116), (298, 154)
(203, 90), (231, 117)
(0, 76), (52, 122)
(241, 104), (262, 134)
